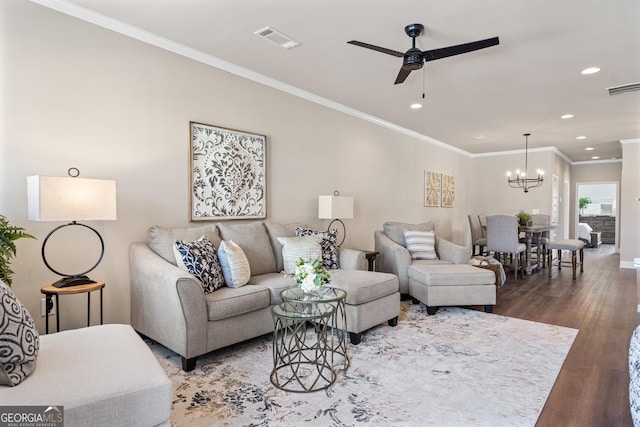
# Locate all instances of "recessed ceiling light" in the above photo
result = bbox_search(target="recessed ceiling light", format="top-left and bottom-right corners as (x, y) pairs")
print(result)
(473, 135), (487, 140)
(591, 156), (600, 159)
(576, 136), (587, 140)
(581, 67), (600, 75)
(585, 147), (594, 151)
(410, 103), (423, 109)
(561, 114), (574, 119)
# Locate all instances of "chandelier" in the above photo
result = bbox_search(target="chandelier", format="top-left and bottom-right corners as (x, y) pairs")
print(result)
(506, 133), (544, 193)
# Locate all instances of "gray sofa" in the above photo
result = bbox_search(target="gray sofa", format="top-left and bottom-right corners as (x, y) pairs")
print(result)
(130, 220), (400, 371)
(375, 221), (496, 314)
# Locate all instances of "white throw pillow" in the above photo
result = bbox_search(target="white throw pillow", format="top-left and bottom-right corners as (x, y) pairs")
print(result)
(217, 240), (251, 288)
(404, 230), (438, 260)
(277, 235), (323, 274)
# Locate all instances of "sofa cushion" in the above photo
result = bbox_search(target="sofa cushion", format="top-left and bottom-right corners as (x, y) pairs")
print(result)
(383, 222), (435, 247)
(264, 221), (305, 273)
(329, 270), (399, 305)
(173, 236), (225, 294)
(249, 273), (297, 305)
(404, 230), (438, 260)
(217, 240), (251, 288)
(278, 235), (323, 274)
(0, 280), (39, 386)
(218, 222), (277, 276)
(148, 224), (220, 265)
(204, 285), (270, 321)
(295, 227), (340, 269)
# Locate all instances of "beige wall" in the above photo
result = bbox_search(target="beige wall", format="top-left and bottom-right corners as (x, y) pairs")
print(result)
(620, 141), (640, 267)
(3, 2), (639, 333)
(1, 1), (471, 332)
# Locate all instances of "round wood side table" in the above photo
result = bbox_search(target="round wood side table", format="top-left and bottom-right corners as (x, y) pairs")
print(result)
(40, 281), (105, 334)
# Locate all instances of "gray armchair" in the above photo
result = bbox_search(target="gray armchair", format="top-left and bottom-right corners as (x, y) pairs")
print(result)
(374, 222), (471, 295)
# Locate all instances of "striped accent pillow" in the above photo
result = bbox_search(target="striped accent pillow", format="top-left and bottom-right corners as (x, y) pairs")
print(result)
(404, 230), (438, 260)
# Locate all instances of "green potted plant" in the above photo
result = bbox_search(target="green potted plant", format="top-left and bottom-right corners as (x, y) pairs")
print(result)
(0, 215), (35, 286)
(579, 197), (592, 214)
(516, 210), (532, 226)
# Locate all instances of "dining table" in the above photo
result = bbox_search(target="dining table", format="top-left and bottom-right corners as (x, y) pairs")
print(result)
(518, 224), (558, 275)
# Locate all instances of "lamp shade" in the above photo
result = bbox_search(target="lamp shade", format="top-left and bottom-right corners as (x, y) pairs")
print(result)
(27, 175), (117, 221)
(318, 195), (353, 219)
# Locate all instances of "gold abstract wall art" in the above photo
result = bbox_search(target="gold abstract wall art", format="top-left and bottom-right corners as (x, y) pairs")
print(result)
(425, 171), (442, 207)
(441, 174), (455, 208)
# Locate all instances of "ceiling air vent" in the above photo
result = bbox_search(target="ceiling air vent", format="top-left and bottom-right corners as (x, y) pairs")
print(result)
(607, 82), (640, 96)
(254, 27), (301, 50)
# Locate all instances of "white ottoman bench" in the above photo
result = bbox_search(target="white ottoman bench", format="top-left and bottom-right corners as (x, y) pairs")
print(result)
(408, 264), (497, 315)
(0, 324), (172, 427)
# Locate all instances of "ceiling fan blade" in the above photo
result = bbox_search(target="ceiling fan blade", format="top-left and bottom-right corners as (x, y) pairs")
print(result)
(422, 37), (499, 62)
(394, 67), (412, 85)
(347, 40), (404, 58)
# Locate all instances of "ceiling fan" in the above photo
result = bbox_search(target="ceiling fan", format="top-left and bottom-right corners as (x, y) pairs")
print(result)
(348, 24), (499, 85)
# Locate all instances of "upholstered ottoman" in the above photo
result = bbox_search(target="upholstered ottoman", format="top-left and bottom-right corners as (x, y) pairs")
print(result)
(330, 270), (400, 344)
(408, 264), (496, 315)
(0, 324), (172, 427)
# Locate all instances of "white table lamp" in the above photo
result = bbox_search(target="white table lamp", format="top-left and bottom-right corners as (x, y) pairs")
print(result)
(27, 169), (117, 287)
(318, 191), (353, 246)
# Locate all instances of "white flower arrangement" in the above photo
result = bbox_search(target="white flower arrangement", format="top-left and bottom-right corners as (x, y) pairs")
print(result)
(292, 257), (330, 293)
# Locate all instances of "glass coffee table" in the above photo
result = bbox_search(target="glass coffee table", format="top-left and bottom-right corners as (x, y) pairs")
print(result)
(270, 286), (349, 393)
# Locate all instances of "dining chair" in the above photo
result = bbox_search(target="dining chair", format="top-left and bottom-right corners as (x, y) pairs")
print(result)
(468, 214), (487, 256)
(487, 215), (526, 280)
(479, 214), (487, 238)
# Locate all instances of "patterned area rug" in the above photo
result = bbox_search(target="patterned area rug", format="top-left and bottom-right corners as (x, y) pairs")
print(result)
(148, 302), (578, 426)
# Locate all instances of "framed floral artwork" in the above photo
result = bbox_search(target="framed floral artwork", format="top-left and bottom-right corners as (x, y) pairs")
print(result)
(441, 174), (455, 207)
(424, 171), (442, 207)
(189, 122), (266, 221)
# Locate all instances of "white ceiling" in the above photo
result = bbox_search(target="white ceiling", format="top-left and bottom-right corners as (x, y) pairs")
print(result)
(38, 0), (640, 162)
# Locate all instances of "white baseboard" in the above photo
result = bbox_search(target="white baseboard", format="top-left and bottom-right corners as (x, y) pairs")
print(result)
(620, 260), (639, 269)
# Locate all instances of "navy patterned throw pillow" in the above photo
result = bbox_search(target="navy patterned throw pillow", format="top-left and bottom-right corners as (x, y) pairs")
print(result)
(174, 236), (225, 294)
(0, 280), (39, 386)
(294, 227), (340, 269)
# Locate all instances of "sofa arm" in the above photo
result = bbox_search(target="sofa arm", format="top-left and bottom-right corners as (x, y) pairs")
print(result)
(435, 236), (472, 265)
(374, 230), (412, 294)
(129, 243), (208, 360)
(338, 248), (367, 271)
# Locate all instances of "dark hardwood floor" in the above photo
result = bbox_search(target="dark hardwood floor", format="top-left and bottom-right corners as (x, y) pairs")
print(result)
(490, 245), (638, 426)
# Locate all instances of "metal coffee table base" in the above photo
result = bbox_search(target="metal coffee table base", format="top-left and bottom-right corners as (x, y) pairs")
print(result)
(271, 301), (336, 392)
